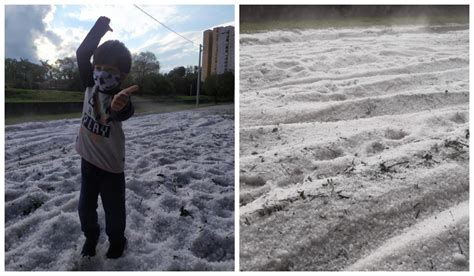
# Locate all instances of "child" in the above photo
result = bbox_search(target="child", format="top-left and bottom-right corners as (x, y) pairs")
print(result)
(75, 16), (138, 259)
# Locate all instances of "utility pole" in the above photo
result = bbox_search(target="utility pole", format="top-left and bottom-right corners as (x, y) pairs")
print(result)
(196, 44), (202, 107)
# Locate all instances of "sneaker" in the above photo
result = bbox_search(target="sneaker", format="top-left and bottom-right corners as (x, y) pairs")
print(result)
(106, 238), (127, 259)
(81, 237), (98, 257)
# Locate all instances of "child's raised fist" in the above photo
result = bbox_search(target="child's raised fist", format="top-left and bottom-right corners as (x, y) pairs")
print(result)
(96, 16), (113, 32)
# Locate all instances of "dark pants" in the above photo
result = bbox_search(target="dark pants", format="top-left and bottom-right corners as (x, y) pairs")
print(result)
(78, 158), (126, 243)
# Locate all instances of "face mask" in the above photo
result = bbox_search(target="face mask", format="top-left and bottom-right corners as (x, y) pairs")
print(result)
(93, 69), (121, 92)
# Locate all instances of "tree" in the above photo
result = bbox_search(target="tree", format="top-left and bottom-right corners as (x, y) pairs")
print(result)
(52, 57), (82, 91)
(217, 71), (234, 101)
(153, 74), (174, 96)
(5, 58), (48, 89)
(131, 51), (160, 87)
(5, 58), (17, 87)
(140, 73), (174, 96)
(40, 60), (54, 81)
(204, 74), (219, 103)
(168, 66), (186, 78)
(185, 65), (197, 76)
(203, 72), (234, 103)
(55, 57), (77, 81)
(166, 66), (187, 95)
(184, 66), (199, 96)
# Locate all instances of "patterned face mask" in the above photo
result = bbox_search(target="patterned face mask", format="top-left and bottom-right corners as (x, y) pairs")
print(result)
(93, 69), (121, 92)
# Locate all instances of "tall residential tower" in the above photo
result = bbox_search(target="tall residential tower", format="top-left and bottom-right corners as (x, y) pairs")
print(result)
(202, 26), (234, 81)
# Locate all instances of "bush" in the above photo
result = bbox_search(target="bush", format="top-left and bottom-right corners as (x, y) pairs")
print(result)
(204, 72), (235, 103)
(140, 73), (175, 96)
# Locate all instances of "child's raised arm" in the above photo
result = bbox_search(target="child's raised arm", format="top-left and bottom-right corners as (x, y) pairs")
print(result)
(76, 16), (113, 89)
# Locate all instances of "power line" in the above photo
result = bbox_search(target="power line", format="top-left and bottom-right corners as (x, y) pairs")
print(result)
(133, 4), (200, 47)
(133, 4), (203, 107)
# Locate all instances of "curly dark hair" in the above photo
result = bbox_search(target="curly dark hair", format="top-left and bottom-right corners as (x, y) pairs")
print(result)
(93, 40), (132, 73)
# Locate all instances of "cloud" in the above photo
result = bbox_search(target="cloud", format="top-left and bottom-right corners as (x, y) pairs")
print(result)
(209, 21), (235, 29)
(5, 4), (233, 71)
(133, 30), (201, 71)
(45, 30), (62, 45)
(134, 23), (236, 72)
(35, 26), (88, 63)
(5, 4), (188, 63)
(5, 5), (61, 62)
(67, 5), (189, 41)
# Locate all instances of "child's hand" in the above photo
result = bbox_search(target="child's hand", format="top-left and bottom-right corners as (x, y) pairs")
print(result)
(96, 16), (113, 33)
(111, 85), (139, 111)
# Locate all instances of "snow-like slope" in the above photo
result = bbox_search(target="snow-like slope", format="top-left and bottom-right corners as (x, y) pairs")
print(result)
(239, 25), (469, 271)
(5, 105), (234, 271)
(348, 200), (468, 271)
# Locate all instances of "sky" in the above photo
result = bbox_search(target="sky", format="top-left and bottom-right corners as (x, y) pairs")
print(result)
(5, 5), (234, 72)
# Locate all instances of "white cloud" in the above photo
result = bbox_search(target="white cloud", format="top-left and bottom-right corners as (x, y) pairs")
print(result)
(35, 26), (89, 63)
(30, 4), (233, 71)
(209, 21), (235, 29)
(44, 5), (56, 25)
(67, 5), (189, 41)
(34, 36), (57, 62)
(33, 5), (68, 62)
(133, 31), (200, 65)
(5, 5), (57, 62)
(133, 23), (235, 71)
(33, 5), (193, 64)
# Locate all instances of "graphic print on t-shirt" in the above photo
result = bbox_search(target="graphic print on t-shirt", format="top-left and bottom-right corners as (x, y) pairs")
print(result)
(82, 89), (112, 138)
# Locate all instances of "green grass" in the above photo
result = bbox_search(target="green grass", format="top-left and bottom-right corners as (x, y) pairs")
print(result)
(5, 88), (233, 104)
(5, 112), (83, 125)
(133, 95), (219, 114)
(137, 94), (230, 103)
(4, 88), (233, 125)
(5, 98), (224, 125)
(177, 95), (212, 101)
(5, 88), (84, 103)
(176, 95), (221, 103)
(134, 102), (218, 115)
(240, 15), (469, 33)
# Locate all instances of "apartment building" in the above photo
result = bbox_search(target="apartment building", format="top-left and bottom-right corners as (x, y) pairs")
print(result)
(202, 26), (234, 82)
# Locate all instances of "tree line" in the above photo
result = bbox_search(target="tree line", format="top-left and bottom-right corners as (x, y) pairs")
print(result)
(5, 51), (234, 102)
(240, 5), (469, 23)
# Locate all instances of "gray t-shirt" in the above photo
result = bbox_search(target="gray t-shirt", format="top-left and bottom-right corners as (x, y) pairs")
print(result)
(76, 85), (125, 173)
